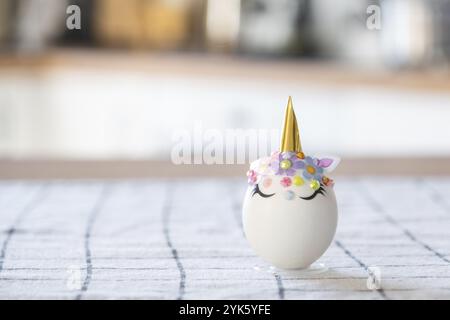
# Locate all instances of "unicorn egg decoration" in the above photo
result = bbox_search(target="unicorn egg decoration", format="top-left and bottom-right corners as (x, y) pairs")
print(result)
(242, 97), (340, 269)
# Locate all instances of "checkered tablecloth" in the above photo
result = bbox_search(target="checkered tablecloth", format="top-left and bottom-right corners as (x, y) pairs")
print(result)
(0, 177), (449, 299)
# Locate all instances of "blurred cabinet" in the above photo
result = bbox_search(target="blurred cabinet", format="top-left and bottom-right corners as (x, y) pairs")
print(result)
(95, 0), (194, 50)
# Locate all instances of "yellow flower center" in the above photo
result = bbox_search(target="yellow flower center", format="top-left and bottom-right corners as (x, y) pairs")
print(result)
(306, 165), (316, 174)
(280, 159), (292, 170)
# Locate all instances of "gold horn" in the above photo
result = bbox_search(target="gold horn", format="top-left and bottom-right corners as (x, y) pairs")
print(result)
(280, 96), (302, 153)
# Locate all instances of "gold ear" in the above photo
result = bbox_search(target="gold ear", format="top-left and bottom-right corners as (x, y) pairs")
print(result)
(280, 96), (302, 153)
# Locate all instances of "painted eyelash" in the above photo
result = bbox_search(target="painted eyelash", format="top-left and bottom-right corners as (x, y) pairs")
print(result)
(300, 185), (326, 201)
(251, 184), (275, 198)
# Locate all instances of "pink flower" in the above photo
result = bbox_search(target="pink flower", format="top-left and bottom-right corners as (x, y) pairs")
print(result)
(247, 170), (257, 185)
(280, 177), (292, 188)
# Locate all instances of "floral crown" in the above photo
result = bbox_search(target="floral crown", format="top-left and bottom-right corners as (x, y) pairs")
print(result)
(247, 151), (338, 190)
(246, 97), (339, 191)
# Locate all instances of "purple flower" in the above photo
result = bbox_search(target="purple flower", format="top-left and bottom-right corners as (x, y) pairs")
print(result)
(270, 152), (305, 176)
(302, 156), (324, 180)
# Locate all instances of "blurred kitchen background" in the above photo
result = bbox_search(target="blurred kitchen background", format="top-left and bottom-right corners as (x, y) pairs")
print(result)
(0, 0), (450, 178)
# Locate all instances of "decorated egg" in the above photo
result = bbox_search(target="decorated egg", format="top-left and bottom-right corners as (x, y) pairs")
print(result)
(242, 97), (340, 269)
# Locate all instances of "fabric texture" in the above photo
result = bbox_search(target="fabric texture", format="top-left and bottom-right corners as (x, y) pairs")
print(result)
(0, 178), (449, 300)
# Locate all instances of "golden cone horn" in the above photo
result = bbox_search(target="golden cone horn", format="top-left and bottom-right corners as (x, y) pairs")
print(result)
(280, 96), (302, 153)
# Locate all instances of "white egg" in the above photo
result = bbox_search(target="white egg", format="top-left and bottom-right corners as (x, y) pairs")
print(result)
(244, 97), (340, 269)
(242, 155), (338, 269)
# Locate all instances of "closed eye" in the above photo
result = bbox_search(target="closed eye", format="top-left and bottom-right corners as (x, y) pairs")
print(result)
(300, 185), (326, 200)
(251, 184), (275, 198)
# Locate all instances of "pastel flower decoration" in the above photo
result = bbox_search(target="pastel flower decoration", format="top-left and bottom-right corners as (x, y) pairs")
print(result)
(292, 175), (304, 186)
(271, 152), (305, 176)
(302, 156), (324, 181)
(270, 150), (280, 159)
(250, 156), (275, 176)
(317, 158), (334, 168)
(296, 151), (305, 159)
(315, 156), (340, 173)
(322, 176), (334, 187)
(280, 177), (292, 187)
(310, 179), (321, 190)
(247, 170), (257, 185)
(284, 190), (295, 200)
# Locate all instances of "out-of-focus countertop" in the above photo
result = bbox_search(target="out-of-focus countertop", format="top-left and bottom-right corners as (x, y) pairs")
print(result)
(1, 158), (450, 179)
(0, 49), (449, 92)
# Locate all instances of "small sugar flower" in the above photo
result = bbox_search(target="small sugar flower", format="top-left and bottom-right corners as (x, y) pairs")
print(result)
(270, 150), (280, 159)
(322, 176), (334, 187)
(247, 170), (257, 185)
(250, 156), (275, 176)
(257, 157), (275, 175)
(292, 175), (304, 186)
(296, 151), (305, 159)
(310, 179), (321, 190)
(271, 152), (305, 176)
(284, 190), (295, 200)
(302, 156), (324, 181)
(280, 177), (292, 187)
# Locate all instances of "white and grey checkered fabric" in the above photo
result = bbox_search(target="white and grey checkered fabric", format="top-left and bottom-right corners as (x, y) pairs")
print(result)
(0, 177), (449, 299)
